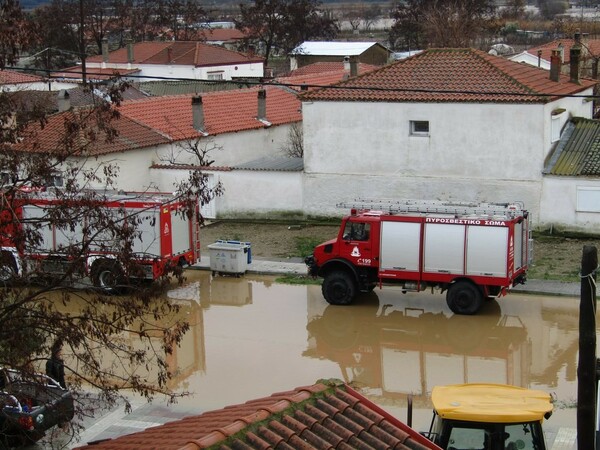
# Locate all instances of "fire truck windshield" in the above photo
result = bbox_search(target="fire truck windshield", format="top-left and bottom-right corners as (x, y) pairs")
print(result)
(343, 222), (370, 241)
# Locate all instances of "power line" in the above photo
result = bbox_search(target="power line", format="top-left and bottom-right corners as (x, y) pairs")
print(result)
(5, 64), (600, 100)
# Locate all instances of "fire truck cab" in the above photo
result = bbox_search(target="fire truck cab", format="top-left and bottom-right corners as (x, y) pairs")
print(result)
(305, 200), (531, 315)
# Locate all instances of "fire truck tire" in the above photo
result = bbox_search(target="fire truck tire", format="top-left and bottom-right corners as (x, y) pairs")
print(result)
(0, 252), (17, 284)
(322, 271), (356, 305)
(91, 259), (124, 294)
(446, 281), (483, 315)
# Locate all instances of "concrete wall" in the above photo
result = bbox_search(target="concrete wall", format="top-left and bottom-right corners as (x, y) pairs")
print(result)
(540, 176), (600, 234)
(76, 123), (293, 192)
(150, 167), (304, 219)
(87, 62), (264, 81)
(302, 93), (594, 225)
(2, 81), (79, 92)
(152, 125), (293, 168)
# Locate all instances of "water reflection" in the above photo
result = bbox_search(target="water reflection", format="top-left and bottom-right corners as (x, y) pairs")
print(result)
(52, 272), (590, 431)
(304, 294), (529, 407)
(303, 285), (587, 412)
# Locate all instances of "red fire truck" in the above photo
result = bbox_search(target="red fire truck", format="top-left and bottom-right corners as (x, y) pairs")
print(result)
(305, 200), (531, 315)
(0, 189), (200, 292)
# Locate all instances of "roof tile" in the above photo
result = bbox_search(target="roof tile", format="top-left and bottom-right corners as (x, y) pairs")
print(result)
(527, 38), (600, 63)
(118, 85), (301, 139)
(54, 66), (140, 81)
(300, 48), (597, 103)
(285, 62), (378, 76)
(74, 381), (441, 450)
(545, 117), (600, 176)
(0, 69), (44, 85)
(86, 41), (263, 67)
(15, 109), (170, 156)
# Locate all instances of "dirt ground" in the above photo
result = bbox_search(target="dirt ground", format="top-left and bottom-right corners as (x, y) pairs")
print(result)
(199, 221), (600, 282)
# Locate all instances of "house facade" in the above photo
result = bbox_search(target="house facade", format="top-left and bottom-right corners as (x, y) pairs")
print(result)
(16, 85), (302, 220)
(0, 70), (78, 92)
(61, 41), (264, 82)
(510, 34), (600, 78)
(300, 48), (597, 231)
(289, 41), (391, 71)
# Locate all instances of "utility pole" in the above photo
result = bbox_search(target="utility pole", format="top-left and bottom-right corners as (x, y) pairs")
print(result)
(79, 0), (87, 85)
(578, 245), (597, 450)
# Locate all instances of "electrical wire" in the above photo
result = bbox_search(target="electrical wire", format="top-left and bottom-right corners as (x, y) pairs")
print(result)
(4, 64), (600, 99)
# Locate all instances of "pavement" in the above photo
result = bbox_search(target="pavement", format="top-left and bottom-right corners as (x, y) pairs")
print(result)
(193, 254), (583, 297)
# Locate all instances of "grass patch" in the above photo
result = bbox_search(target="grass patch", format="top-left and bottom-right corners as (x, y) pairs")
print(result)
(275, 275), (322, 285)
(293, 236), (327, 258)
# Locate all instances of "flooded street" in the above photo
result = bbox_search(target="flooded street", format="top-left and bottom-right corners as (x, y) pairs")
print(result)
(155, 270), (582, 434)
(42, 269), (589, 448)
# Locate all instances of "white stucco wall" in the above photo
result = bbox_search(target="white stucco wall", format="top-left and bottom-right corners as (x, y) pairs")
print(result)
(87, 62), (264, 81)
(2, 81), (79, 92)
(147, 126), (292, 168)
(149, 167), (304, 219)
(304, 101), (547, 179)
(540, 176), (600, 233)
(302, 94), (595, 225)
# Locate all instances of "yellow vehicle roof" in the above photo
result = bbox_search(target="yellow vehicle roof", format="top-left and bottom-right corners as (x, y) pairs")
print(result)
(431, 383), (553, 423)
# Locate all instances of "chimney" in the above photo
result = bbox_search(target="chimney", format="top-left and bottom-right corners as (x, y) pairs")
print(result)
(126, 37), (134, 65)
(550, 49), (561, 82)
(558, 42), (564, 62)
(570, 46), (581, 84)
(57, 90), (70, 112)
(537, 49), (542, 68)
(257, 89), (266, 121)
(343, 56), (350, 71)
(350, 56), (358, 77)
(192, 96), (205, 133)
(101, 38), (109, 68)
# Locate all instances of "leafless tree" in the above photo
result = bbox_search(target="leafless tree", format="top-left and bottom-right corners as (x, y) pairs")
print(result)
(280, 122), (303, 158)
(0, 5), (221, 447)
(389, 0), (496, 50)
(236, 0), (338, 67)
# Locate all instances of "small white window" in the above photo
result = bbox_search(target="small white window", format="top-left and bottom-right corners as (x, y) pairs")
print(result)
(207, 71), (224, 80)
(410, 120), (429, 136)
(577, 186), (600, 212)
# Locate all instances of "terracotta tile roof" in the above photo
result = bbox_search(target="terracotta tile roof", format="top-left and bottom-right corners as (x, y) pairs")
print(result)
(118, 85), (301, 140)
(300, 48), (597, 103)
(54, 66), (141, 81)
(15, 109), (170, 156)
(274, 65), (379, 92)
(544, 117), (600, 176)
(527, 38), (600, 63)
(0, 69), (45, 85)
(86, 41), (263, 67)
(285, 62), (378, 76)
(74, 380), (440, 450)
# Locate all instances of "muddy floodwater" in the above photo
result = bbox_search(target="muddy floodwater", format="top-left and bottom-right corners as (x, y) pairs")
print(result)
(142, 269), (586, 435)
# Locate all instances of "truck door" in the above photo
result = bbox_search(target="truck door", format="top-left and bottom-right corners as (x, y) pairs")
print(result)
(340, 220), (373, 268)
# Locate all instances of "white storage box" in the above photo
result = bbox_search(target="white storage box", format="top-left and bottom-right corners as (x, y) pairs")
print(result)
(207, 241), (251, 275)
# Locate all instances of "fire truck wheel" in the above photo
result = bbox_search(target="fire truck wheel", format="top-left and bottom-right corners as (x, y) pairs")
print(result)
(0, 252), (16, 284)
(91, 259), (124, 294)
(322, 271), (356, 305)
(446, 281), (483, 315)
